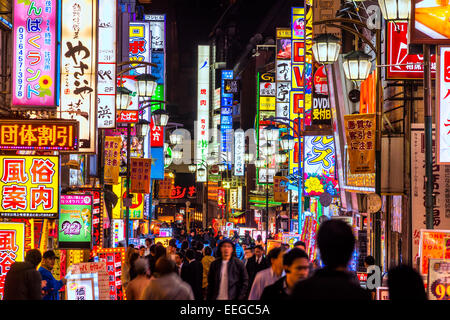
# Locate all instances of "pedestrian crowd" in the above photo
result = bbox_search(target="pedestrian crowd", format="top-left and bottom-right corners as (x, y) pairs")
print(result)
(3, 221), (428, 300)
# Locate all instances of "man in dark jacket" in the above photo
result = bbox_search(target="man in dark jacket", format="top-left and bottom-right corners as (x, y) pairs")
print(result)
(3, 249), (43, 300)
(181, 249), (204, 300)
(260, 248), (309, 300)
(291, 220), (371, 300)
(245, 244), (269, 290)
(207, 239), (248, 300)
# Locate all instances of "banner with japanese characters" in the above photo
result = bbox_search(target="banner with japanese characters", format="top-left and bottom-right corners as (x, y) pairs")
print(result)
(158, 174), (174, 198)
(0, 222), (25, 299)
(78, 188), (103, 248)
(95, 247), (125, 300)
(130, 158), (151, 194)
(104, 136), (121, 185)
(276, 28), (291, 120)
(197, 45), (210, 181)
(274, 176), (289, 203)
(129, 21), (151, 75)
(312, 65), (331, 125)
(344, 114), (376, 174)
(234, 129), (245, 176)
(60, 0), (97, 153)
(0, 156), (59, 218)
(97, 0), (117, 128)
(12, 0), (57, 107)
(58, 194), (93, 249)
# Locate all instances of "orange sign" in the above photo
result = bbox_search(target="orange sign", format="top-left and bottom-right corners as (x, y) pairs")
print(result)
(0, 120), (78, 151)
(419, 229), (450, 275)
(158, 174), (174, 198)
(130, 158), (151, 194)
(104, 136), (122, 185)
(273, 176), (289, 203)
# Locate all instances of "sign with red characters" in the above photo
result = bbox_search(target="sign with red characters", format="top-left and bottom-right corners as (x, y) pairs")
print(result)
(117, 110), (138, 123)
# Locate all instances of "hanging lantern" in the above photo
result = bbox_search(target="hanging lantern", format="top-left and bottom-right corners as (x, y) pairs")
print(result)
(116, 87), (131, 110)
(152, 109), (169, 127)
(312, 34), (341, 64)
(280, 135), (295, 151)
(342, 51), (372, 81)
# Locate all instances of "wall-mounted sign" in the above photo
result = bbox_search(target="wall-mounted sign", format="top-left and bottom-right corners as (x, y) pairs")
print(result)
(150, 117), (164, 147)
(0, 156), (59, 218)
(410, 1), (450, 44)
(218, 188), (226, 208)
(104, 136), (121, 185)
(95, 247), (125, 300)
(58, 194), (93, 249)
(129, 21), (151, 75)
(437, 46), (450, 164)
(117, 110), (139, 123)
(169, 185), (197, 199)
(60, 0), (97, 153)
(427, 259), (450, 300)
(274, 176), (289, 203)
(68, 262), (109, 300)
(97, 0), (117, 128)
(221, 70), (234, 166)
(234, 130), (245, 176)
(12, 0), (57, 107)
(0, 120), (78, 151)
(224, 80), (239, 94)
(419, 229), (450, 275)
(158, 174), (174, 198)
(66, 273), (99, 300)
(130, 158), (151, 194)
(78, 188), (103, 248)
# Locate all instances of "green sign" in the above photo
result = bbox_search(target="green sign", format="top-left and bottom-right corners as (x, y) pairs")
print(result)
(58, 194), (93, 249)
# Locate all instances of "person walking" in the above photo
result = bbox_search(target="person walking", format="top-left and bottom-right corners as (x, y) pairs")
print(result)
(126, 259), (152, 300)
(387, 264), (427, 300)
(174, 251), (184, 276)
(39, 250), (67, 300)
(167, 239), (178, 261)
(181, 249), (203, 300)
(248, 246), (286, 300)
(195, 241), (204, 262)
(201, 246), (215, 299)
(291, 220), (371, 300)
(129, 252), (140, 281)
(207, 239), (249, 300)
(140, 257), (194, 300)
(246, 244), (269, 290)
(3, 249), (43, 300)
(260, 248), (310, 300)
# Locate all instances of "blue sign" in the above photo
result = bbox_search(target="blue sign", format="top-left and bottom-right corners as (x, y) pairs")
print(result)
(151, 147), (164, 180)
(151, 52), (165, 85)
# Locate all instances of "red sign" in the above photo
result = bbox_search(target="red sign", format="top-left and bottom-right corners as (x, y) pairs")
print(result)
(387, 22), (436, 80)
(117, 110), (138, 123)
(150, 117), (164, 147)
(357, 272), (368, 282)
(218, 188), (226, 207)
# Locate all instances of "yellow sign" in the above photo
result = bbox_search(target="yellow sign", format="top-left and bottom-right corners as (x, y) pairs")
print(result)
(0, 156), (59, 218)
(112, 177), (145, 220)
(259, 96), (276, 111)
(419, 229), (450, 275)
(154, 237), (171, 248)
(276, 28), (291, 38)
(104, 136), (122, 185)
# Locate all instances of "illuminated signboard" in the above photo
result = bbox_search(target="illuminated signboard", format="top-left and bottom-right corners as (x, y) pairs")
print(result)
(95, 247), (125, 300)
(303, 136), (338, 197)
(410, 1), (450, 44)
(112, 177), (144, 220)
(117, 110), (139, 123)
(130, 158), (151, 194)
(60, 0), (97, 153)
(276, 28), (292, 120)
(437, 46), (450, 164)
(97, 0), (117, 128)
(12, 0), (57, 107)
(196, 45), (210, 182)
(112, 219), (124, 248)
(0, 156), (59, 218)
(221, 70), (234, 166)
(0, 120), (78, 151)
(79, 188), (103, 248)
(387, 22), (436, 80)
(150, 117), (164, 147)
(58, 194), (93, 249)
(129, 21), (151, 75)
(234, 129), (245, 176)
(0, 222), (25, 299)
(312, 65), (331, 125)
(66, 273), (99, 300)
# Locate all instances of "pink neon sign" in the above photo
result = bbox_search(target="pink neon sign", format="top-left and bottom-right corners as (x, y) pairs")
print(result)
(13, 0), (56, 107)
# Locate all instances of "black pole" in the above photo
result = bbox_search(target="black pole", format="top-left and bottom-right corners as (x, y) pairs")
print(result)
(125, 123), (131, 246)
(424, 44), (434, 230)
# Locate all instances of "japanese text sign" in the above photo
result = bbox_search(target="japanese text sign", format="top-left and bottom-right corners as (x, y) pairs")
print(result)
(197, 45), (210, 181)
(150, 117), (164, 147)
(0, 156), (59, 218)
(158, 174), (173, 198)
(344, 114), (376, 174)
(170, 185), (197, 199)
(104, 136), (121, 185)
(95, 247), (125, 300)
(234, 129), (245, 176)
(13, 0), (57, 107)
(129, 21), (151, 75)
(66, 273), (99, 300)
(218, 188), (225, 208)
(274, 176), (289, 203)
(60, 0), (97, 153)
(0, 120), (78, 151)
(97, 0), (117, 128)
(419, 229), (450, 275)
(69, 262), (109, 300)
(58, 194), (93, 249)
(0, 222), (25, 299)
(130, 158), (151, 194)
(437, 46), (450, 164)
(79, 188), (103, 248)
(117, 110), (139, 123)
(276, 28), (291, 120)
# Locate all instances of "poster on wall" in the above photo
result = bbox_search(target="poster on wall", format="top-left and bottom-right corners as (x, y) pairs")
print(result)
(60, 0), (97, 153)
(12, 0), (57, 107)
(58, 194), (93, 249)
(130, 158), (151, 194)
(95, 247), (125, 300)
(419, 229), (450, 275)
(427, 258), (450, 300)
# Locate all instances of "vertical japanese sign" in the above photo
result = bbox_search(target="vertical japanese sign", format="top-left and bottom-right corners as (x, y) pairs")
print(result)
(217, 188), (226, 208)
(276, 28), (292, 120)
(274, 176), (289, 203)
(104, 136), (121, 185)
(221, 70), (234, 166)
(79, 188), (103, 248)
(97, 0), (117, 128)
(0, 156), (59, 218)
(304, 1), (313, 126)
(58, 194), (93, 249)
(230, 188), (238, 210)
(196, 45), (210, 182)
(344, 114), (376, 174)
(312, 65), (331, 125)
(130, 158), (151, 194)
(96, 247), (125, 300)
(150, 117), (164, 147)
(60, 0), (97, 153)
(13, 0), (56, 107)
(129, 21), (151, 75)
(290, 7), (305, 177)
(0, 222), (25, 299)
(303, 136), (338, 197)
(234, 129), (244, 176)
(437, 46), (450, 164)
(111, 219), (124, 248)
(158, 174), (174, 198)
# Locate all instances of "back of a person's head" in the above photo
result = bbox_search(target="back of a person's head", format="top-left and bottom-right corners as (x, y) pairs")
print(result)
(196, 242), (204, 251)
(283, 248), (309, 266)
(134, 258), (149, 275)
(388, 265), (426, 300)
(267, 246), (286, 263)
(204, 246), (212, 256)
(150, 244), (157, 254)
(25, 249), (42, 268)
(154, 245), (167, 259)
(294, 241), (306, 248)
(169, 238), (177, 248)
(364, 255), (375, 266)
(185, 249), (195, 260)
(317, 219), (355, 269)
(181, 240), (189, 250)
(154, 257), (176, 276)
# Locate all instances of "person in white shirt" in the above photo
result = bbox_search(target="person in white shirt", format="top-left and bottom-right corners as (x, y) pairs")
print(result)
(248, 246), (286, 300)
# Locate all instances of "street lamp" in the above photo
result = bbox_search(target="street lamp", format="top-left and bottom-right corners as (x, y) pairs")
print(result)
(312, 34), (341, 65)
(188, 164), (197, 173)
(135, 74), (158, 98)
(169, 132), (183, 145)
(280, 134), (295, 152)
(137, 119), (150, 138)
(342, 51), (372, 81)
(263, 125), (279, 141)
(378, 0), (410, 21)
(172, 150), (183, 160)
(152, 108), (170, 127)
(116, 87), (131, 110)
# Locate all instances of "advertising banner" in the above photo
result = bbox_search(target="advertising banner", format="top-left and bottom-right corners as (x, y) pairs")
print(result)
(129, 21), (151, 75)
(0, 155), (59, 218)
(312, 65), (331, 125)
(150, 147), (164, 180)
(344, 114), (376, 174)
(158, 174), (174, 198)
(427, 258), (450, 300)
(13, 0), (57, 107)
(104, 136), (121, 185)
(130, 158), (151, 194)
(69, 262), (109, 300)
(60, 0), (97, 153)
(95, 247), (125, 300)
(274, 176), (289, 203)
(58, 194), (93, 249)
(276, 28), (291, 120)
(437, 45), (450, 164)
(234, 129), (245, 176)
(79, 188), (103, 248)
(66, 273), (99, 300)
(410, 1), (450, 44)
(419, 229), (450, 275)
